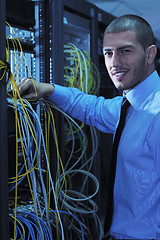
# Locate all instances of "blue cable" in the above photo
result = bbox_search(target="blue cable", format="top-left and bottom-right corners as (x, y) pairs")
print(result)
(50, 210), (84, 240)
(16, 215), (36, 239)
(9, 104), (40, 192)
(9, 135), (34, 192)
(28, 212), (52, 239)
(17, 213), (43, 239)
(9, 215), (24, 239)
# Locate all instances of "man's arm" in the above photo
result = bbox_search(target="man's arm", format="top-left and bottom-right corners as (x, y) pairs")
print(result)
(18, 78), (121, 134)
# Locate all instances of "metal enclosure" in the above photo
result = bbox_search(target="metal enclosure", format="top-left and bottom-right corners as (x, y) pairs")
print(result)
(3, 0), (118, 239)
(0, 1), (9, 239)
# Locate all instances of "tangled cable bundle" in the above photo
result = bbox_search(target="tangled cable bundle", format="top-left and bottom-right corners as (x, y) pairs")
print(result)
(64, 43), (100, 94)
(3, 23), (103, 240)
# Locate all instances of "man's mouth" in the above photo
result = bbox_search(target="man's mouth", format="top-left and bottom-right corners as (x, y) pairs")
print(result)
(112, 71), (128, 80)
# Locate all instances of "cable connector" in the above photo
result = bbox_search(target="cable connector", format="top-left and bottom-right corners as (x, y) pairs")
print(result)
(5, 61), (11, 83)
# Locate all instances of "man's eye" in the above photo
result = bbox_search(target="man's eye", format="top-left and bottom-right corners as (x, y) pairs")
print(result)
(104, 51), (112, 56)
(121, 49), (130, 54)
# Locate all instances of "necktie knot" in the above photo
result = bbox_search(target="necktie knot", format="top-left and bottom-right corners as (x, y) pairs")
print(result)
(121, 98), (130, 112)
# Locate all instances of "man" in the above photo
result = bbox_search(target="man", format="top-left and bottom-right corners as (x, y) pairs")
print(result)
(19, 15), (160, 239)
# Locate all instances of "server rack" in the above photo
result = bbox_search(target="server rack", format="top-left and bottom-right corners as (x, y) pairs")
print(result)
(6, 1), (35, 239)
(2, 0), (117, 239)
(33, 0), (116, 236)
(0, 1), (9, 239)
(61, 1), (116, 237)
(63, 1), (116, 234)
(0, 0), (34, 239)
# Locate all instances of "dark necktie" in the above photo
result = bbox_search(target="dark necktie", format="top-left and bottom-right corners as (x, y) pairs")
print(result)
(105, 98), (131, 231)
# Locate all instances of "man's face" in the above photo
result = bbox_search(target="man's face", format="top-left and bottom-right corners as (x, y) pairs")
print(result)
(103, 31), (150, 93)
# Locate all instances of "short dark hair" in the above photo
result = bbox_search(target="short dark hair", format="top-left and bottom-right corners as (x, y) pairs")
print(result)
(104, 14), (155, 49)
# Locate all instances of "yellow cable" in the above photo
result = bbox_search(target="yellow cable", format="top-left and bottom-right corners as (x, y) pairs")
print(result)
(6, 22), (38, 99)
(13, 92), (18, 240)
(6, 69), (45, 239)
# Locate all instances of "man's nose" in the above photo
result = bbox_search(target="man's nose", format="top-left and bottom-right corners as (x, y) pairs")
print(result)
(111, 52), (122, 68)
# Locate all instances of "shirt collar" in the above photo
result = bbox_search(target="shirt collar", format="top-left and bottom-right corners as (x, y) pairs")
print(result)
(125, 71), (160, 111)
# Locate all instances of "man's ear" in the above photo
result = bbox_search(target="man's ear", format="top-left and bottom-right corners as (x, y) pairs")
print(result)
(146, 45), (157, 64)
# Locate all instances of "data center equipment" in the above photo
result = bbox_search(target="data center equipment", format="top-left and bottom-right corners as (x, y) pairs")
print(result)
(63, 3), (117, 238)
(0, 0), (119, 239)
(3, 0), (160, 239)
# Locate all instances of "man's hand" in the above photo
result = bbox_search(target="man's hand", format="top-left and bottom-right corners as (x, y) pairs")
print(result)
(18, 78), (55, 100)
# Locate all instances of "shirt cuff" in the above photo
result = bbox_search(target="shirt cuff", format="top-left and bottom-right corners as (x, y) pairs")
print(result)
(47, 84), (68, 105)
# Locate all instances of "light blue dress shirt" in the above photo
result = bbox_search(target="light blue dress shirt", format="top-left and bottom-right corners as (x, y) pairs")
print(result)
(48, 71), (160, 239)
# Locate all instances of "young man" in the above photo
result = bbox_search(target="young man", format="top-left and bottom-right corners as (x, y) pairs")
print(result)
(19, 15), (160, 239)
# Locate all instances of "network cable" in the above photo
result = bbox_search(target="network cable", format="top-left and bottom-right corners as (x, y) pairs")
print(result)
(4, 22), (103, 239)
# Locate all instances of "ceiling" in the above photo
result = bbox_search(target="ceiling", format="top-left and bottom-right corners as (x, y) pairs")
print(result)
(86, 0), (160, 43)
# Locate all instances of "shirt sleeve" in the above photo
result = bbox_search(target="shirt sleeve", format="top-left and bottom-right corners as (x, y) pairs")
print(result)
(47, 84), (122, 133)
